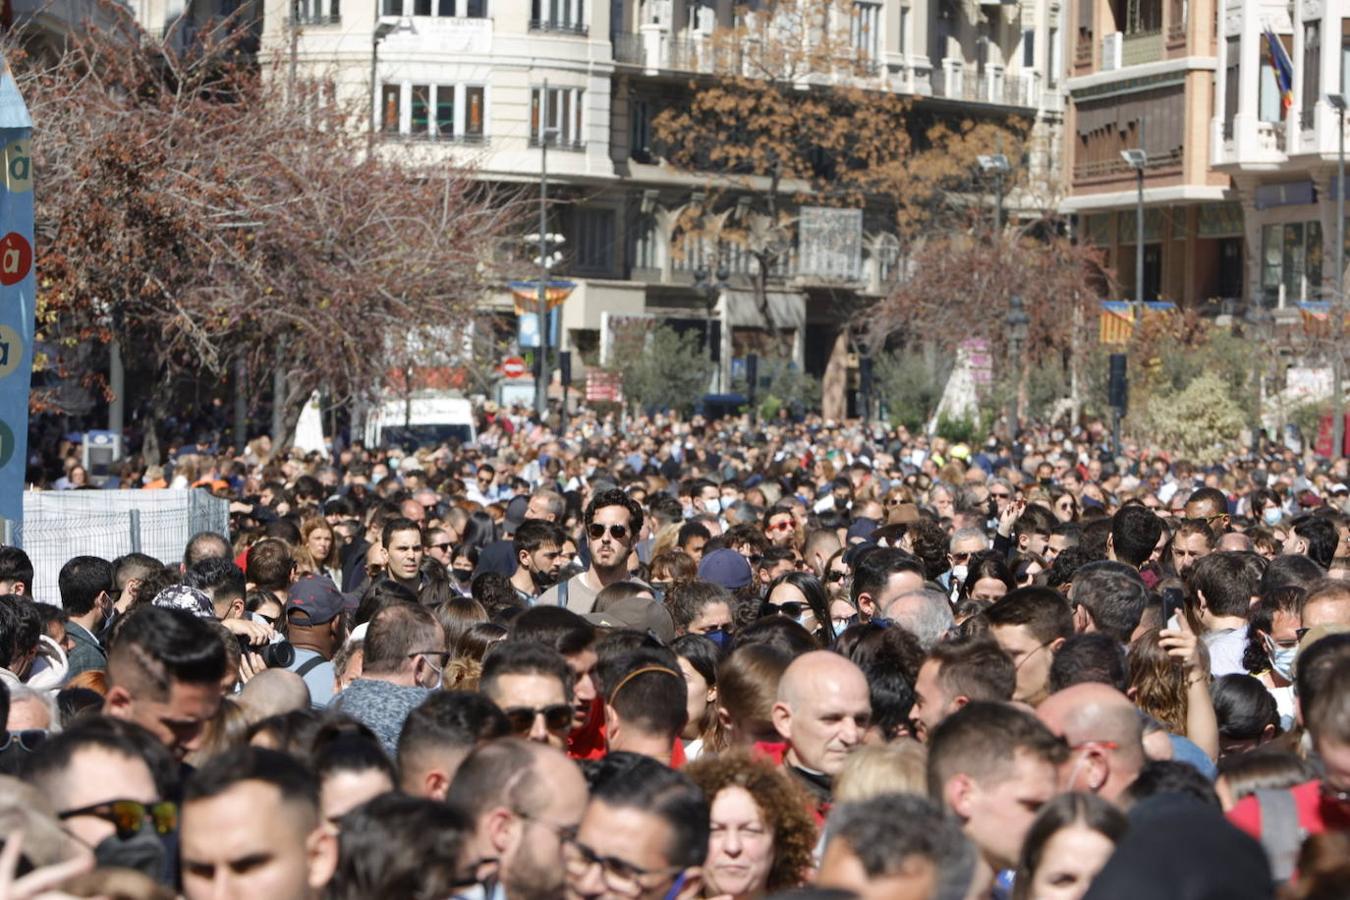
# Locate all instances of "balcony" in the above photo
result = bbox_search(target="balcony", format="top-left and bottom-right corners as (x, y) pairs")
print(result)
(932, 68), (1040, 108)
(1255, 120), (1286, 155)
(1121, 29), (1163, 66)
(529, 19), (587, 35)
(290, 13), (340, 25)
(614, 32), (643, 64)
(528, 136), (586, 151)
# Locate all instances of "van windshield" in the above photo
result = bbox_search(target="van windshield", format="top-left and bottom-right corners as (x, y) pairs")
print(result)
(380, 424), (474, 450)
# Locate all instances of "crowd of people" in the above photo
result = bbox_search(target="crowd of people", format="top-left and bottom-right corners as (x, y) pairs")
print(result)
(2, 406), (1350, 900)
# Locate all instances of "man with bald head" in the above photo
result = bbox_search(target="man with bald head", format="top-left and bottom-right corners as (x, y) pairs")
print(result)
(1303, 579), (1350, 629)
(1217, 531), (1253, 553)
(238, 669), (311, 722)
(1035, 682), (1145, 804)
(768, 650), (872, 818)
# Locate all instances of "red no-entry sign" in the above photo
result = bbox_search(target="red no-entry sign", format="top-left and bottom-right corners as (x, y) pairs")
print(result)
(501, 356), (527, 379)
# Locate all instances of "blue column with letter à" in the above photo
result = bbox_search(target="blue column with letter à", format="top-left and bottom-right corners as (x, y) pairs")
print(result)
(0, 52), (35, 527)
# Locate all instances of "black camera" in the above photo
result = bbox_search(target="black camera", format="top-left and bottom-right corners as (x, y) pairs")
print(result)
(237, 635), (296, 669)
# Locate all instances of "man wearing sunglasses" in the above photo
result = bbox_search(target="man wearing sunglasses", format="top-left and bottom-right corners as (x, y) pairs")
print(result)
(539, 489), (645, 616)
(26, 717), (174, 882)
(481, 641), (575, 751)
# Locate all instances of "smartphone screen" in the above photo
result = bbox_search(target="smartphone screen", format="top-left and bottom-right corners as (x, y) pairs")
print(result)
(1161, 588), (1184, 625)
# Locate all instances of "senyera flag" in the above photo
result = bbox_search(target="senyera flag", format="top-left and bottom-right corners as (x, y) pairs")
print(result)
(0, 50), (34, 529)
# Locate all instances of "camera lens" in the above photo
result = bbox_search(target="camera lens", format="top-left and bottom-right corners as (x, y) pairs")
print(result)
(263, 641), (296, 669)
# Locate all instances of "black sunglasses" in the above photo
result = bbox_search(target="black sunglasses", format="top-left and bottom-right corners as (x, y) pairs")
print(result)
(765, 600), (806, 619)
(587, 523), (630, 542)
(58, 800), (178, 840)
(825, 570), (848, 583)
(503, 704), (574, 735)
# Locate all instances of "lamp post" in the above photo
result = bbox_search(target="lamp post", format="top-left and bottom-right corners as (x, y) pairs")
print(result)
(1006, 294), (1030, 437)
(1120, 145), (1148, 331)
(1329, 92), (1347, 459)
(693, 262), (730, 392)
(369, 19), (397, 149)
(526, 80), (566, 419)
(977, 153), (1011, 235)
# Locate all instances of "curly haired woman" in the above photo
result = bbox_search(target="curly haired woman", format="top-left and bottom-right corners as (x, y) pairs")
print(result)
(684, 750), (817, 899)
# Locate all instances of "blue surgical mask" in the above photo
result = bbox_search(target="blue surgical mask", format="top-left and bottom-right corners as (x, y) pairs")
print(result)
(1263, 507), (1283, 526)
(1264, 635), (1297, 681)
(703, 627), (730, 649)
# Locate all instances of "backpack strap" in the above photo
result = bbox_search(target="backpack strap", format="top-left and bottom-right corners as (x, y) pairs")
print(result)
(294, 655), (328, 679)
(1255, 788), (1303, 883)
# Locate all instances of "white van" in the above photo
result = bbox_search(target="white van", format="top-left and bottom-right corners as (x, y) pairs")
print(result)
(364, 394), (477, 449)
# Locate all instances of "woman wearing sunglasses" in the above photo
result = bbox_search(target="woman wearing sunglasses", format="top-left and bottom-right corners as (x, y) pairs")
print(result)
(761, 572), (836, 645)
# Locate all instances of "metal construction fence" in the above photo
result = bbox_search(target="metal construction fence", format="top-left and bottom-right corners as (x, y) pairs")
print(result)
(2, 489), (229, 606)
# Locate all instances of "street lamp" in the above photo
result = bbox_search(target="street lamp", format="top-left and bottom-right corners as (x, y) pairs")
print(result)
(693, 262), (731, 392)
(369, 17), (413, 147)
(1328, 92), (1347, 459)
(1120, 146), (1148, 330)
(977, 153), (1011, 235)
(1006, 294), (1030, 437)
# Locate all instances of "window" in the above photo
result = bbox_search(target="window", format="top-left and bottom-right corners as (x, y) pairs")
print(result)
(436, 88), (455, 136)
(465, 86), (485, 138)
(292, 0), (340, 24)
(380, 84), (400, 132)
(851, 1), (881, 64)
(531, 0), (584, 32)
(410, 0), (427, 14)
(1303, 22), (1321, 122)
(1343, 26), (1350, 96)
(1224, 35), (1239, 138)
(1049, 27), (1060, 86)
(381, 0), (400, 14)
(531, 87), (584, 147)
(1262, 221), (1323, 305)
(572, 208), (616, 273)
(630, 98), (651, 162)
(380, 84), (487, 141)
(412, 85), (430, 133)
(1023, 28), (1035, 67)
(438, 0), (453, 14)
(464, 0), (485, 15)
(1259, 33), (1292, 123)
(899, 5), (908, 55)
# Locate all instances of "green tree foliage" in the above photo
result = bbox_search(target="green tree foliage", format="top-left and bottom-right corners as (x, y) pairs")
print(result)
(1135, 371), (1248, 464)
(608, 324), (715, 415)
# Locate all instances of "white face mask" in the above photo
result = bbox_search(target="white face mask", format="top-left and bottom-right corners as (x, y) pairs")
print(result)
(1264, 635), (1297, 681)
(950, 564), (969, 585)
(1263, 507), (1283, 526)
(703, 497), (722, 515)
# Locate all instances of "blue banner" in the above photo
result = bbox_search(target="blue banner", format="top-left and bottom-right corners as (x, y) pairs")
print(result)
(0, 56), (34, 526)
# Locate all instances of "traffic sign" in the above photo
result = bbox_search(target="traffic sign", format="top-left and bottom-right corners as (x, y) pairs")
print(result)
(502, 356), (528, 379)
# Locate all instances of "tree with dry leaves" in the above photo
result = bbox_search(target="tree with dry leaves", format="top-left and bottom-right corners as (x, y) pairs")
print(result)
(863, 222), (1110, 424)
(17, 9), (518, 457)
(650, 0), (1031, 350)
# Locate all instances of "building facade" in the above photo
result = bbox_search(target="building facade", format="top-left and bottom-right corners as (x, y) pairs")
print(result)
(1061, 0), (1238, 310)
(258, 0), (1067, 412)
(1212, 0), (1349, 313)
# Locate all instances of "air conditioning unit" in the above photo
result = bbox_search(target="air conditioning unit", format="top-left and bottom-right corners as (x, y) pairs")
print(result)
(1100, 32), (1122, 70)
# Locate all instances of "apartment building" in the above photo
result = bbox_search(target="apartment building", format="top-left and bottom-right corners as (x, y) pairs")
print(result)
(1061, 0), (1236, 308)
(256, 0), (1067, 412)
(1211, 0), (1348, 312)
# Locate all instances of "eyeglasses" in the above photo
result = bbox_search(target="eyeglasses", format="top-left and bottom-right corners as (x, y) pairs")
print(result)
(991, 492), (1011, 500)
(58, 800), (178, 840)
(949, 552), (973, 564)
(767, 520), (794, 532)
(0, 729), (47, 753)
(503, 704), (574, 735)
(562, 837), (682, 897)
(428, 542), (452, 552)
(408, 650), (452, 664)
(825, 569), (848, 583)
(588, 523), (630, 542)
(765, 600), (806, 619)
